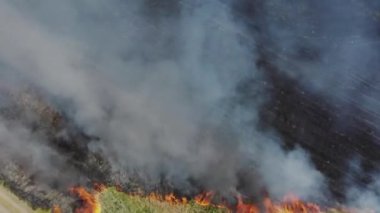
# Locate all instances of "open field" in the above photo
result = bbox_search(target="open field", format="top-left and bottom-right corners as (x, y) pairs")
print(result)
(0, 184), (48, 213)
(99, 187), (227, 213)
(0, 184), (355, 213)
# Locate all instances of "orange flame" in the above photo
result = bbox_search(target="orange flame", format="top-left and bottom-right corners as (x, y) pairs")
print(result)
(194, 191), (215, 206)
(140, 190), (324, 213)
(135, 190), (361, 213)
(69, 186), (103, 213)
(146, 192), (188, 205)
(64, 184), (368, 213)
(139, 190), (362, 213)
(51, 205), (62, 213)
(236, 194), (259, 213)
(263, 195), (321, 213)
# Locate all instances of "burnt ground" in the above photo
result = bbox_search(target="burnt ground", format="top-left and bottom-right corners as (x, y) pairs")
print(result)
(0, 1), (379, 211)
(1, 61), (379, 211)
(256, 58), (380, 202)
(0, 90), (113, 212)
(232, 0), (380, 203)
(1, 54), (380, 211)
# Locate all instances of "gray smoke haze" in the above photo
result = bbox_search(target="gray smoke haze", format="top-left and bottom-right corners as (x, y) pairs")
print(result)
(0, 0), (346, 206)
(250, 0), (380, 209)
(346, 160), (380, 210)
(257, 0), (380, 128)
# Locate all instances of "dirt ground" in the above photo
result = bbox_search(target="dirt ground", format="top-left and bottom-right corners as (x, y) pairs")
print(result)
(0, 185), (34, 213)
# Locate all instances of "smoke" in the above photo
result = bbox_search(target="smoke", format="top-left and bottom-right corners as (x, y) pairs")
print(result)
(234, 0), (380, 208)
(253, 0), (380, 127)
(256, 142), (325, 200)
(346, 161), (380, 210)
(0, 0), (333, 205)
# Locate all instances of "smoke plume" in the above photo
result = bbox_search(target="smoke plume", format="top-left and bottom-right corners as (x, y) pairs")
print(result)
(0, 0), (378, 210)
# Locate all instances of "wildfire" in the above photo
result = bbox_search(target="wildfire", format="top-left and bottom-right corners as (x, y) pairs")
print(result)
(236, 194), (259, 213)
(194, 191), (215, 206)
(51, 205), (62, 213)
(139, 190), (324, 213)
(67, 184), (365, 213)
(69, 184), (104, 213)
(263, 195), (321, 213)
(147, 192), (190, 204)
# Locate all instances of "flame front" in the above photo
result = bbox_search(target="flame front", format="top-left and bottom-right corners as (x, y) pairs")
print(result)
(194, 191), (214, 206)
(142, 191), (362, 213)
(66, 185), (365, 213)
(144, 191), (326, 213)
(236, 194), (259, 213)
(146, 191), (191, 206)
(70, 186), (102, 213)
(51, 205), (62, 213)
(263, 196), (321, 213)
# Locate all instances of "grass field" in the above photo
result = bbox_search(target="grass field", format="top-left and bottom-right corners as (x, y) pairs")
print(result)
(0, 184), (356, 213)
(99, 187), (227, 213)
(0, 183), (226, 213)
(97, 188), (354, 213)
(0, 183), (49, 213)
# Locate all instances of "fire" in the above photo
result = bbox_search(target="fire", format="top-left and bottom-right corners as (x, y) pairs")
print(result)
(236, 194), (259, 213)
(164, 192), (188, 204)
(263, 196), (321, 213)
(235, 194), (321, 213)
(66, 184), (366, 213)
(194, 191), (214, 206)
(69, 185), (103, 213)
(143, 190), (324, 213)
(146, 191), (224, 208)
(146, 192), (189, 205)
(51, 205), (62, 213)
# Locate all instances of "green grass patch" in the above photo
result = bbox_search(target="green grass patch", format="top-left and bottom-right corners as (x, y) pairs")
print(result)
(99, 187), (228, 213)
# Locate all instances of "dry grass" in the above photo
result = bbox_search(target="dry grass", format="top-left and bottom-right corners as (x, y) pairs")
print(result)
(0, 183), (49, 213)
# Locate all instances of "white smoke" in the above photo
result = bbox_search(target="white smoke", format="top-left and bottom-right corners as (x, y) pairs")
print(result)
(0, 0), (326, 202)
(246, 0), (380, 209)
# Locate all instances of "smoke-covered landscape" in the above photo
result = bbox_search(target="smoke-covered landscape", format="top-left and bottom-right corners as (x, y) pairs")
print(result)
(0, 0), (379, 212)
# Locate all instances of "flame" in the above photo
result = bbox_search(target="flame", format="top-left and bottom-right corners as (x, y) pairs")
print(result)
(142, 190), (323, 213)
(194, 191), (214, 206)
(142, 191), (364, 213)
(146, 191), (224, 208)
(69, 186), (103, 213)
(236, 194), (259, 213)
(263, 196), (321, 213)
(51, 205), (62, 213)
(64, 184), (368, 213)
(146, 192), (189, 205)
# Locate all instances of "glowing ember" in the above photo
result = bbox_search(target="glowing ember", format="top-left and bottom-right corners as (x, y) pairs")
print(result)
(69, 186), (102, 213)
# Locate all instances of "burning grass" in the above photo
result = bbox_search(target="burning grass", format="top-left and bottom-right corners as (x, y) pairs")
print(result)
(0, 90), (372, 213)
(99, 187), (226, 213)
(70, 186), (102, 213)
(68, 185), (364, 213)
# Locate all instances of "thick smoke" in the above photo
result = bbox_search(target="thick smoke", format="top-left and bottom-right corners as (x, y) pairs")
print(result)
(0, 0), (341, 206)
(347, 163), (380, 210)
(235, 0), (380, 209)
(253, 0), (380, 128)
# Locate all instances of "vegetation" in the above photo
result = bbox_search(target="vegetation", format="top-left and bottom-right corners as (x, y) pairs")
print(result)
(99, 187), (227, 213)
(0, 182), (355, 213)
(0, 182), (49, 213)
